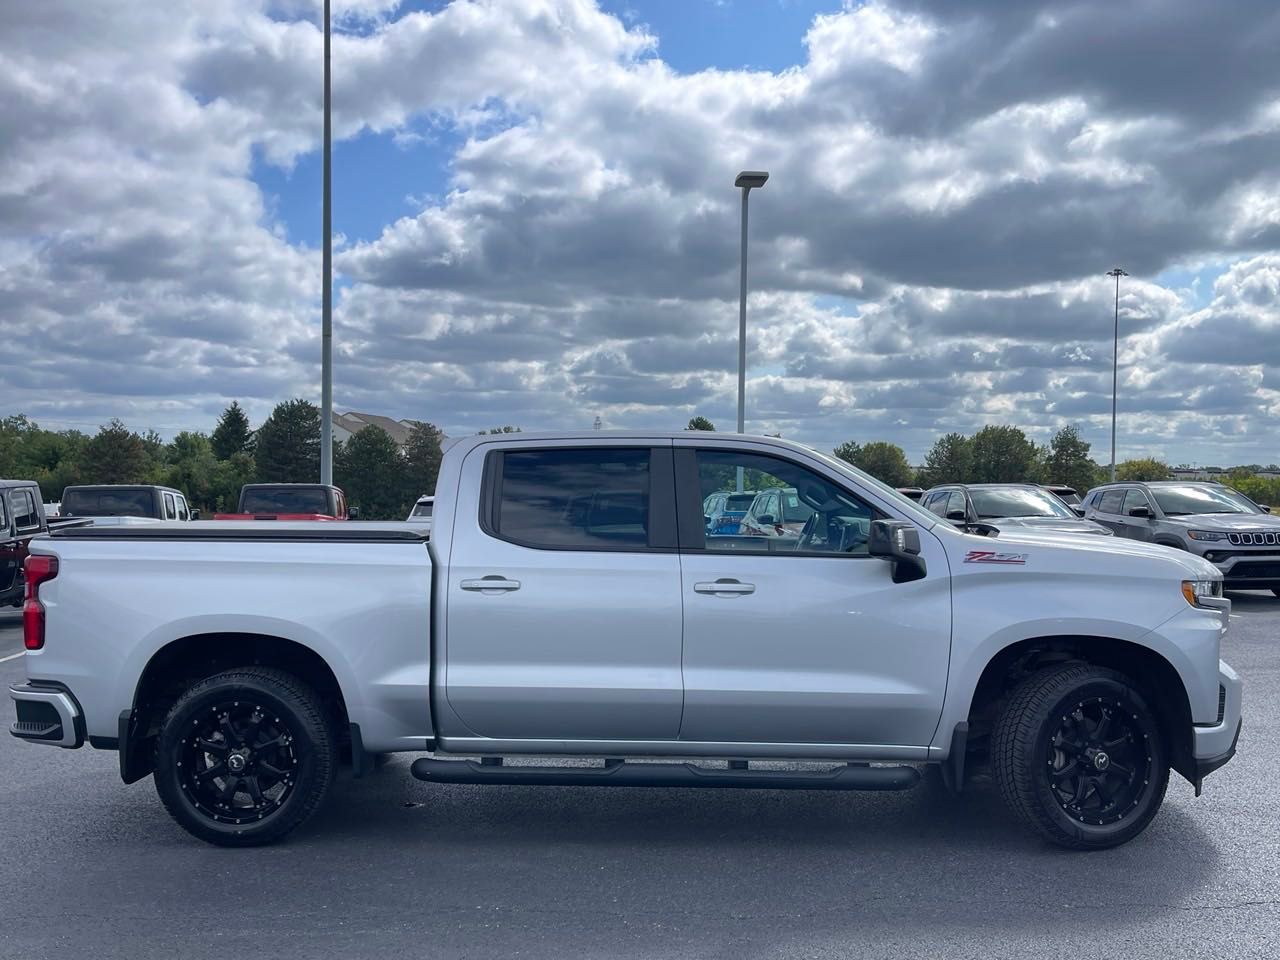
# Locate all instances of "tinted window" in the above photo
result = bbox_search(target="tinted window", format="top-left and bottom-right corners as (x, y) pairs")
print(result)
(8, 489), (40, 530)
(945, 491), (967, 517)
(177, 497), (189, 520)
(1121, 490), (1152, 515)
(61, 488), (154, 517)
(411, 501), (434, 518)
(924, 492), (948, 516)
(693, 450), (877, 555)
(725, 493), (755, 511)
(163, 493), (177, 520)
(0, 495), (7, 528)
(1097, 490), (1126, 515)
(495, 448), (651, 549)
(969, 487), (1075, 519)
(1150, 484), (1259, 516)
(241, 488), (332, 514)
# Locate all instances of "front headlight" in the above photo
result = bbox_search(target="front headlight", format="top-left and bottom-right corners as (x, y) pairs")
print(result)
(1182, 579), (1224, 607)
(1187, 530), (1226, 541)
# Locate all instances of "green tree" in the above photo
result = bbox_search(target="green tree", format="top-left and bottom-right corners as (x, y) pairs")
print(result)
(921, 433), (972, 486)
(853, 441), (914, 487)
(254, 399), (320, 482)
(686, 416), (716, 431)
(211, 452), (256, 512)
(482, 426), (522, 434)
(832, 441), (862, 466)
(211, 401), (253, 460)
(335, 426), (406, 520)
(0, 415), (38, 475)
(161, 431), (218, 510)
(1116, 458), (1170, 482)
(80, 419), (150, 484)
(1044, 425), (1102, 494)
(404, 420), (445, 499)
(970, 425), (1038, 483)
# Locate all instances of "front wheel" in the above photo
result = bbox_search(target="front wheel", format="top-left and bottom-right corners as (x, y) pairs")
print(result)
(153, 667), (335, 847)
(992, 664), (1169, 850)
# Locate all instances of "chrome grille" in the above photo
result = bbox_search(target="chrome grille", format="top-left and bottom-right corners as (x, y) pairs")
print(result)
(1226, 531), (1280, 545)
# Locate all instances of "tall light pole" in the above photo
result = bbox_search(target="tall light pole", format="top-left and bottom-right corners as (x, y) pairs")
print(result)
(734, 171), (768, 436)
(1107, 267), (1127, 482)
(320, 0), (334, 485)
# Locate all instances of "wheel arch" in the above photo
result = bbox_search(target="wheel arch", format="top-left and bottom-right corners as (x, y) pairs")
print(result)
(964, 635), (1196, 786)
(121, 632), (351, 784)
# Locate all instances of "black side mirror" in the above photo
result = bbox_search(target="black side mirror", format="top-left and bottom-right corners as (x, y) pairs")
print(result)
(703, 514), (712, 526)
(945, 510), (966, 522)
(869, 520), (927, 583)
(1257, 504), (1271, 513)
(1128, 506), (1152, 518)
(190, 509), (200, 520)
(348, 506), (360, 520)
(1071, 505), (1086, 517)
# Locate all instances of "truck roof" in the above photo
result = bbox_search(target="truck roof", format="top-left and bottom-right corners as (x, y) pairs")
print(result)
(0, 478), (40, 489)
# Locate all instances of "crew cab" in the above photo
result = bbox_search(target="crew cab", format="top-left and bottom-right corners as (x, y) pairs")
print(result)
(214, 483), (353, 521)
(61, 484), (194, 522)
(10, 432), (1241, 851)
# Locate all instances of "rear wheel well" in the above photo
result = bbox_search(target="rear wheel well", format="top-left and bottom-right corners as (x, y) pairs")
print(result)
(965, 636), (1194, 783)
(123, 633), (349, 782)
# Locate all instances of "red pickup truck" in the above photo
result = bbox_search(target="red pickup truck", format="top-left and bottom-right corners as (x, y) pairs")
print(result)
(214, 483), (354, 521)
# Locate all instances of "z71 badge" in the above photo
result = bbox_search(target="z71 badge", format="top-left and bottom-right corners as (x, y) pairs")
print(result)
(964, 550), (1029, 564)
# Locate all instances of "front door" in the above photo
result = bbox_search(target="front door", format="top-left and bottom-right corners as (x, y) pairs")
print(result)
(1119, 489), (1156, 542)
(673, 444), (952, 748)
(443, 442), (684, 742)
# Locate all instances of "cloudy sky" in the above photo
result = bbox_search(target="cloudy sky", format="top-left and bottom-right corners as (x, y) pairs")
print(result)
(2, 0), (1278, 465)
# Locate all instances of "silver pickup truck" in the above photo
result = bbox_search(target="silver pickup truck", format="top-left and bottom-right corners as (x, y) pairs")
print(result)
(10, 432), (1242, 849)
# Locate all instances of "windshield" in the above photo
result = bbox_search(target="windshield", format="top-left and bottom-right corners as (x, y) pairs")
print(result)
(410, 501), (434, 518)
(241, 487), (332, 514)
(1151, 485), (1259, 516)
(725, 493), (755, 511)
(970, 487), (1076, 519)
(62, 488), (154, 517)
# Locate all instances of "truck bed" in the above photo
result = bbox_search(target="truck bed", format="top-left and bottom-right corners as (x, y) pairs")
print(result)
(48, 521), (429, 542)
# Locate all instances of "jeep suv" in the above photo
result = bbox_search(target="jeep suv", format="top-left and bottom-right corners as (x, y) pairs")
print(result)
(1083, 481), (1280, 594)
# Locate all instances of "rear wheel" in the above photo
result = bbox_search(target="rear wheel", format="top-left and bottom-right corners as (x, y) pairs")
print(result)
(153, 667), (335, 847)
(993, 664), (1168, 850)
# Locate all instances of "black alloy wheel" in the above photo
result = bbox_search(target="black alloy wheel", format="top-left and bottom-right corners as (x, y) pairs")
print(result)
(154, 667), (335, 846)
(1046, 696), (1154, 827)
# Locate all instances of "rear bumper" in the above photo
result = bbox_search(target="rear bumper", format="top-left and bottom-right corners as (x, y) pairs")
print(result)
(9, 681), (85, 748)
(1190, 660), (1242, 791)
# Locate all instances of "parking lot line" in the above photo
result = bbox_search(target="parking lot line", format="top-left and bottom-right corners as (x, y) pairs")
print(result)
(0, 650), (26, 663)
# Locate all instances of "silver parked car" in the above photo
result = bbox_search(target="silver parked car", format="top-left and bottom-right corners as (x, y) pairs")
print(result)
(922, 483), (1112, 536)
(1083, 481), (1280, 595)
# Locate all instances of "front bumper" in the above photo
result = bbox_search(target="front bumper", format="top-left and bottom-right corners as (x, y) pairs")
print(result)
(1190, 660), (1242, 792)
(9, 681), (85, 748)
(1198, 550), (1280, 588)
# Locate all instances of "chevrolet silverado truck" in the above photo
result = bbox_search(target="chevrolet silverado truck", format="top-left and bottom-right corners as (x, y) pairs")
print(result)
(9, 432), (1242, 850)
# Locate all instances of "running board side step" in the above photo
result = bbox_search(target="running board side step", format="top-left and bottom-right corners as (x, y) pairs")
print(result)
(410, 758), (920, 791)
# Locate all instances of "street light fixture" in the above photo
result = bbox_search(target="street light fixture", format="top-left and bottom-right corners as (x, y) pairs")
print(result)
(734, 170), (768, 438)
(1107, 267), (1128, 482)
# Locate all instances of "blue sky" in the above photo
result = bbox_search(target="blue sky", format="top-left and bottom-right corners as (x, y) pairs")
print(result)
(3, 0), (1279, 464)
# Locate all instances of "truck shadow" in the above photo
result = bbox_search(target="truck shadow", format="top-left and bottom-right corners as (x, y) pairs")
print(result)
(1225, 590), (1278, 612)
(296, 759), (1223, 938)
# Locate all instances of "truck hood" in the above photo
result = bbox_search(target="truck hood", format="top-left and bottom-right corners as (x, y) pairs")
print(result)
(968, 526), (1221, 580)
(981, 516), (1112, 536)
(1160, 513), (1280, 531)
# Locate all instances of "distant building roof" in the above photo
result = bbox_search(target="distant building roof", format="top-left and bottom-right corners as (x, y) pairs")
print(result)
(334, 412), (414, 447)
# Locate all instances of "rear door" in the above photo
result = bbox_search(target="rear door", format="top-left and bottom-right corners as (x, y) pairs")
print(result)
(442, 441), (684, 742)
(673, 443), (952, 748)
(0, 492), (16, 603)
(1091, 489), (1128, 535)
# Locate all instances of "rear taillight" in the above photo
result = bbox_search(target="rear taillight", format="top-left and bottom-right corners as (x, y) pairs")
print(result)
(23, 554), (58, 651)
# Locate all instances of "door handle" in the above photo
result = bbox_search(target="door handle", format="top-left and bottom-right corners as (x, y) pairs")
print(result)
(694, 579), (756, 596)
(460, 576), (521, 594)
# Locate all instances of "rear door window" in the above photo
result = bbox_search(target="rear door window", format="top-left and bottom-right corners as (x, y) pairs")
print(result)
(1097, 490), (1126, 515)
(163, 493), (177, 520)
(8, 488), (40, 531)
(489, 447), (655, 550)
(176, 497), (189, 520)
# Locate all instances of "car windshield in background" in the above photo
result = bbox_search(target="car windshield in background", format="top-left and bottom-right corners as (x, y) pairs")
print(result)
(62, 489), (153, 517)
(725, 493), (755, 511)
(411, 502), (433, 518)
(242, 489), (331, 514)
(1152, 485), (1259, 516)
(970, 488), (1075, 519)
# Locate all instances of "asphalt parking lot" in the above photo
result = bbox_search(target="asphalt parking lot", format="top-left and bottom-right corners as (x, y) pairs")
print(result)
(1, 600), (1276, 960)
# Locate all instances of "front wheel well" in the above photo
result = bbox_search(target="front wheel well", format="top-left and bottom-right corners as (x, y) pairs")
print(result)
(965, 636), (1195, 784)
(122, 633), (350, 783)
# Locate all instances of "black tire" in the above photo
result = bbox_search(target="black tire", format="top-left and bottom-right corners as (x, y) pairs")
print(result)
(153, 667), (335, 847)
(992, 664), (1168, 850)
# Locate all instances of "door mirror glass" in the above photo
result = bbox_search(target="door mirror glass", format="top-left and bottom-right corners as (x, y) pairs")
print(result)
(868, 520), (927, 583)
